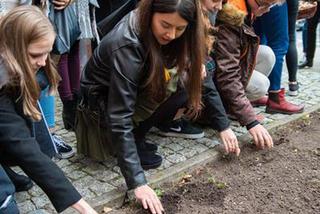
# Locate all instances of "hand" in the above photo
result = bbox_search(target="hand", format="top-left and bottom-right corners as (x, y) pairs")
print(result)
(248, 124), (273, 149)
(134, 185), (164, 214)
(219, 128), (240, 156)
(71, 198), (98, 214)
(52, 0), (71, 10)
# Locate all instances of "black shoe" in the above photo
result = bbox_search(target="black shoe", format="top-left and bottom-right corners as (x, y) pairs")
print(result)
(298, 60), (313, 69)
(138, 151), (162, 170)
(157, 118), (204, 139)
(136, 139), (158, 152)
(62, 98), (78, 131)
(52, 134), (75, 159)
(288, 82), (299, 96)
(3, 167), (33, 192)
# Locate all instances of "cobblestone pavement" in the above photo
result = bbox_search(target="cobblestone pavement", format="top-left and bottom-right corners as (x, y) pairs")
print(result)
(15, 32), (320, 213)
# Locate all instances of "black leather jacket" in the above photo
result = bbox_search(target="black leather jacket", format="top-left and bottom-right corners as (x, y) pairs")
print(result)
(81, 11), (148, 189)
(81, 11), (230, 190)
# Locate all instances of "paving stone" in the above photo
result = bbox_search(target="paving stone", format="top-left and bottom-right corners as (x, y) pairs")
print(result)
(158, 147), (175, 156)
(157, 158), (173, 170)
(18, 200), (36, 213)
(16, 191), (31, 203)
(166, 153), (187, 164)
(190, 143), (209, 154)
(28, 209), (51, 214)
(95, 170), (119, 182)
(109, 177), (127, 189)
(67, 170), (88, 180)
(31, 195), (51, 209)
(82, 162), (107, 176)
(28, 186), (45, 197)
(164, 143), (184, 152)
(76, 187), (97, 201)
(178, 147), (197, 159)
(196, 137), (219, 148)
(56, 159), (72, 168)
(73, 175), (96, 189)
(89, 181), (116, 196)
(101, 157), (117, 168)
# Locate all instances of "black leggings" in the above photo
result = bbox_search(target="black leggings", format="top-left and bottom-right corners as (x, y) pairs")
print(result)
(305, 3), (320, 62)
(133, 88), (188, 140)
(285, 0), (299, 82)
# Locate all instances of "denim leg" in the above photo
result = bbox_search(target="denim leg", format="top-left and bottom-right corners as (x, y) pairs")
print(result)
(286, 0), (299, 82)
(39, 87), (55, 128)
(254, 3), (289, 91)
(0, 165), (19, 214)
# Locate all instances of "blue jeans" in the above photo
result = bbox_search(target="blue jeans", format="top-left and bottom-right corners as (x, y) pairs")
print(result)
(39, 87), (55, 128)
(253, 3), (289, 91)
(0, 166), (19, 214)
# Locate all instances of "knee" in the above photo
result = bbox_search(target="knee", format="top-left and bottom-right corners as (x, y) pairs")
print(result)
(259, 45), (276, 74)
(256, 77), (270, 98)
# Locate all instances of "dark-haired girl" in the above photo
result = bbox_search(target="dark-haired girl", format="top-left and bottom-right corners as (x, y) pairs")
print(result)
(77, 0), (205, 212)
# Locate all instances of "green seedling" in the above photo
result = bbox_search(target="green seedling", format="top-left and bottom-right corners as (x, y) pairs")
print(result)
(208, 176), (216, 184)
(154, 188), (165, 198)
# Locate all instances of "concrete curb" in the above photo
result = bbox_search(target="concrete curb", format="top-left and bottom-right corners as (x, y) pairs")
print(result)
(65, 103), (320, 213)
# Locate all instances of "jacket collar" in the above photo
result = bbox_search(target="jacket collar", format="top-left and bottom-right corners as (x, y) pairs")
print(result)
(216, 3), (247, 27)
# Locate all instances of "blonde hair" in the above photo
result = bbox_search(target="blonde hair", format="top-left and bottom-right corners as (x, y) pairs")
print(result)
(0, 5), (60, 121)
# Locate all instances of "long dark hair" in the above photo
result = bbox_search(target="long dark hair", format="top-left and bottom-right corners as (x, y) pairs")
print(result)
(138, 0), (205, 113)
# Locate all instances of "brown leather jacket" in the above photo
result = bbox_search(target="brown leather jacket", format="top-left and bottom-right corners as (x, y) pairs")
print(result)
(213, 3), (260, 126)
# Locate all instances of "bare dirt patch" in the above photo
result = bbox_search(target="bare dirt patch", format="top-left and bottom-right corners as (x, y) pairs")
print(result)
(109, 112), (320, 214)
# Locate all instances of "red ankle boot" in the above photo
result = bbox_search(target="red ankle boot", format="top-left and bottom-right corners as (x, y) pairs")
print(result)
(251, 96), (268, 107)
(266, 88), (304, 114)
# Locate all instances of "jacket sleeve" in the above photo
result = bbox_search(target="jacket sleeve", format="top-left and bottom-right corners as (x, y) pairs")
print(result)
(214, 24), (256, 126)
(0, 94), (81, 213)
(106, 45), (147, 190)
(202, 58), (230, 132)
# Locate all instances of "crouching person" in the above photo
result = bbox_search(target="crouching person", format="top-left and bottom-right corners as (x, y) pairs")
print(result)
(212, 0), (283, 149)
(76, 0), (206, 213)
(0, 6), (97, 214)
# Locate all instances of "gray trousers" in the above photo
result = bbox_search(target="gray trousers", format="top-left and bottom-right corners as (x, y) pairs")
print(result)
(246, 45), (276, 101)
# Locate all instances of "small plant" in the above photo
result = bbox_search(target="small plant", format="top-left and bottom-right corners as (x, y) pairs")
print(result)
(154, 188), (165, 198)
(207, 175), (227, 189)
(208, 176), (216, 184)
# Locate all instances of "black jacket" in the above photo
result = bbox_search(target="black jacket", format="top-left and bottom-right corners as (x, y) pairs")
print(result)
(81, 11), (230, 190)
(0, 64), (81, 213)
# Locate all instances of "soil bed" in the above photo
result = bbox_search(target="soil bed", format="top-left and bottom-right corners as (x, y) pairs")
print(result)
(109, 111), (320, 214)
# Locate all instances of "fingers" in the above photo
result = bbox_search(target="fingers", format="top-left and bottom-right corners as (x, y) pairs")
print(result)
(145, 195), (163, 214)
(146, 198), (156, 214)
(141, 198), (148, 210)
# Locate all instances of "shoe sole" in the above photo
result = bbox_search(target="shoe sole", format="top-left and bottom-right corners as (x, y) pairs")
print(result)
(288, 90), (298, 97)
(55, 150), (75, 159)
(141, 160), (163, 170)
(266, 107), (304, 115)
(158, 131), (204, 139)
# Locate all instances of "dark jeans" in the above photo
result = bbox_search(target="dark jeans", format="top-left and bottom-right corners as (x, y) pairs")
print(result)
(58, 41), (80, 101)
(133, 88), (188, 141)
(303, 3), (320, 62)
(254, 3), (289, 91)
(0, 165), (19, 214)
(286, 0), (299, 82)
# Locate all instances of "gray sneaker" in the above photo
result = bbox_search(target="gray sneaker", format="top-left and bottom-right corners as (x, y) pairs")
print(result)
(52, 134), (75, 159)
